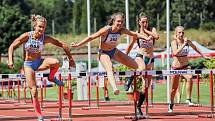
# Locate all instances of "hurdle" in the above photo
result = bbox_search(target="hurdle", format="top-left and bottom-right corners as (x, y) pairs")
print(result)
(1, 69), (215, 120)
(82, 74), (100, 110)
(198, 70), (215, 118)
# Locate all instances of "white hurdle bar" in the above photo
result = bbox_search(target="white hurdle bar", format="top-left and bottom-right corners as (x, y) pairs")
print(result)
(0, 69), (215, 79)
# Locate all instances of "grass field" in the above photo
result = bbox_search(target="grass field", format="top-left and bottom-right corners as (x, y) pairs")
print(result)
(52, 29), (215, 50)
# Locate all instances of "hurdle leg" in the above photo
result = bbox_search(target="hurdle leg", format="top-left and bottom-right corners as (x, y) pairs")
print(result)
(196, 74), (200, 104)
(58, 74), (63, 120)
(1, 80), (4, 98)
(67, 73), (72, 121)
(17, 80), (20, 104)
(149, 77), (154, 106)
(96, 75), (100, 108)
(144, 71), (149, 116)
(40, 78), (43, 111)
(124, 72), (140, 120)
(209, 70), (214, 116)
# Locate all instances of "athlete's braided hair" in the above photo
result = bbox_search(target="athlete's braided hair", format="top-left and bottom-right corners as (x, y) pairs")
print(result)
(31, 14), (47, 28)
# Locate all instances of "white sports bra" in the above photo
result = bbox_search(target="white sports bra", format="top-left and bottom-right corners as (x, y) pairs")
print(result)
(101, 26), (121, 46)
(24, 31), (44, 53)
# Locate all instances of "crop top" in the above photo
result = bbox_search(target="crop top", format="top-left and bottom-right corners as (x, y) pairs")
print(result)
(101, 26), (121, 46)
(174, 43), (189, 57)
(137, 28), (154, 49)
(24, 31), (44, 53)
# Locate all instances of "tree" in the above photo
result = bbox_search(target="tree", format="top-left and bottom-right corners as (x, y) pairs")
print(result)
(72, 0), (82, 34)
(0, 2), (29, 61)
(80, 0), (87, 34)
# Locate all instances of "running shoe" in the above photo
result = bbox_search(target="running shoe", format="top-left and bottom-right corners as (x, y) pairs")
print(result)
(104, 96), (110, 101)
(53, 77), (64, 86)
(38, 116), (44, 121)
(124, 77), (133, 91)
(168, 103), (174, 113)
(186, 99), (194, 106)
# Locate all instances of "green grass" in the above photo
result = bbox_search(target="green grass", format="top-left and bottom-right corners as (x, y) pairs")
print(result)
(30, 29), (214, 54)
(51, 29), (215, 49)
(1, 79), (213, 106)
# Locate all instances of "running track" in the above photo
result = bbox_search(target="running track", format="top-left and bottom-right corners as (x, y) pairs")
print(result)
(0, 99), (214, 121)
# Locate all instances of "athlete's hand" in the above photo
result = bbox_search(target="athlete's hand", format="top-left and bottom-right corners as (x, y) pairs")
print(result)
(70, 42), (79, 48)
(184, 37), (189, 45)
(148, 36), (153, 40)
(145, 36), (152, 41)
(7, 61), (14, 69)
(69, 58), (76, 68)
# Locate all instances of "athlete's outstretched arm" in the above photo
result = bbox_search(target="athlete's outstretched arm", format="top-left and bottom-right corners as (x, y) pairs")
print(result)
(71, 27), (108, 48)
(45, 36), (75, 67)
(187, 39), (209, 59)
(8, 32), (29, 68)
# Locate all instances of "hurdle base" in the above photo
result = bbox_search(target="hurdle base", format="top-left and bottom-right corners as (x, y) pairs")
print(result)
(82, 106), (98, 110)
(198, 113), (215, 118)
(124, 115), (149, 120)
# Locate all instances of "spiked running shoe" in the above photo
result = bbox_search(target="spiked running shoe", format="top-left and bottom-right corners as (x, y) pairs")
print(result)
(53, 77), (64, 86)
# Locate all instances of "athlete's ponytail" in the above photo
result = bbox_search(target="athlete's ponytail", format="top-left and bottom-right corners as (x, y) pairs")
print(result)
(31, 14), (47, 28)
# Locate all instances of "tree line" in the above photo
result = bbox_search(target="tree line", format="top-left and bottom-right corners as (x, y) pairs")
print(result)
(1, 0), (215, 55)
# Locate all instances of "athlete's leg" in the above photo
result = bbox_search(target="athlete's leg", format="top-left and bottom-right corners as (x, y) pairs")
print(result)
(114, 50), (143, 91)
(38, 58), (64, 86)
(113, 49), (139, 69)
(183, 74), (193, 105)
(168, 74), (180, 112)
(104, 78), (110, 101)
(170, 74), (180, 104)
(99, 54), (119, 95)
(24, 67), (42, 118)
(136, 63), (153, 115)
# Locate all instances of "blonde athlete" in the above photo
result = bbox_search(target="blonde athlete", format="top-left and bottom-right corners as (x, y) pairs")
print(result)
(168, 26), (209, 112)
(71, 12), (151, 95)
(8, 15), (75, 121)
(125, 13), (159, 116)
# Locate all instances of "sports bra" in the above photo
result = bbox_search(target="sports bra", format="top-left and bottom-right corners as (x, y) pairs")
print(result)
(101, 26), (121, 46)
(174, 42), (189, 57)
(137, 28), (154, 49)
(137, 38), (154, 49)
(24, 31), (45, 53)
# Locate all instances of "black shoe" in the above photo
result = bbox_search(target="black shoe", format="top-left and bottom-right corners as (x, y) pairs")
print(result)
(124, 83), (130, 91)
(136, 107), (143, 116)
(124, 77), (133, 91)
(168, 103), (174, 112)
(104, 97), (110, 101)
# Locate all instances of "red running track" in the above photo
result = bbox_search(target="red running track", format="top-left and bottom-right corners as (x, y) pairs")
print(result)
(0, 99), (214, 121)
